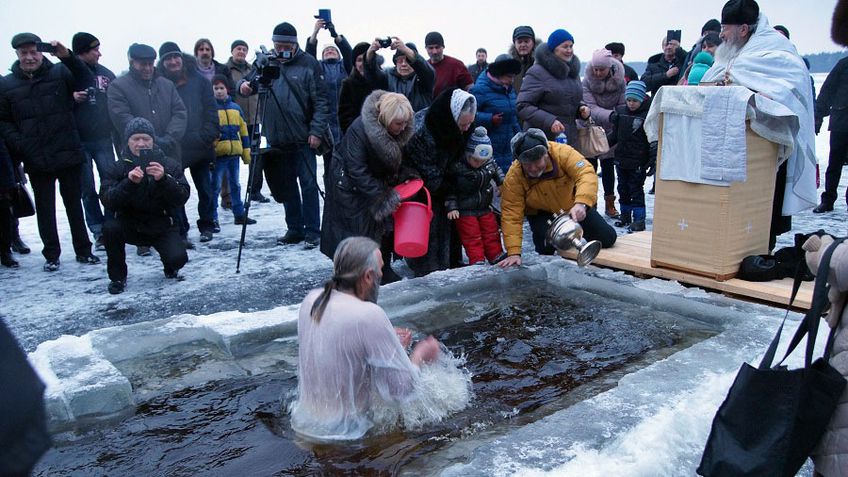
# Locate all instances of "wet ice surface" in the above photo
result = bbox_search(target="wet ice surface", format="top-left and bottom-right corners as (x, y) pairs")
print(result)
(33, 282), (715, 476)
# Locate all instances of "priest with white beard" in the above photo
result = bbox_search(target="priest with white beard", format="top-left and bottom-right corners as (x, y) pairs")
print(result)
(701, 0), (817, 250)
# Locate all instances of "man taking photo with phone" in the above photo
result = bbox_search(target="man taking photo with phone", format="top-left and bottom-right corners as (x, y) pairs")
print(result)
(0, 32), (101, 272)
(99, 117), (190, 294)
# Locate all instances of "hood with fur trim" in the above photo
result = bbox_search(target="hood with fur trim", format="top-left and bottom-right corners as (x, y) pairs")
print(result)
(534, 43), (581, 80)
(360, 90), (414, 170)
(583, 58), (626, 100)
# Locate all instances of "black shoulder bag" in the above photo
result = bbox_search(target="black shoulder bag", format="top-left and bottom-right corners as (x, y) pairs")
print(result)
(697, 237), (847, 476)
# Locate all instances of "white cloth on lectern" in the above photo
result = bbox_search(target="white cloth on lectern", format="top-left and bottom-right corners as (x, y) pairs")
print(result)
(701, 86), (748, 182)
(645, 86), (797, 187)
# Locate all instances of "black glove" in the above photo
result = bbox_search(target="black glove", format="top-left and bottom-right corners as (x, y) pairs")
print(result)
(645, 160), (656, 177)
(327, 23), (338, 38)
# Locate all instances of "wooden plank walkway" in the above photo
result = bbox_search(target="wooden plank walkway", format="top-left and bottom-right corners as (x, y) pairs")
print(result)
(560, 231), (813, 310)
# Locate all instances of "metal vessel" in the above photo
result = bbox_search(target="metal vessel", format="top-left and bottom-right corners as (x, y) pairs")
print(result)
(546, 210), (602, 267)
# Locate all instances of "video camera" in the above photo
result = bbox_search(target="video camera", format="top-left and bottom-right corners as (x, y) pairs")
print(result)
(250, 46), (283, 88)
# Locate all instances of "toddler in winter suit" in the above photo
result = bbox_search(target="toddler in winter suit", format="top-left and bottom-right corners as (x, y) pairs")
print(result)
(211, 75), (255, 226)
(446, 127), (506, 264)
(608, 81), (657, 233)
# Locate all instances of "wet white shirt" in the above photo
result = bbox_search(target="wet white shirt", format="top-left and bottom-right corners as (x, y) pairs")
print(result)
(290, 289), (420, 441)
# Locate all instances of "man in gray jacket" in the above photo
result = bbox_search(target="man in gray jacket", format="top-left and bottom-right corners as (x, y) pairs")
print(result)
(239, 22), (330, 247)
(364, 38), (434, 112)
(108, 43), (187, 165)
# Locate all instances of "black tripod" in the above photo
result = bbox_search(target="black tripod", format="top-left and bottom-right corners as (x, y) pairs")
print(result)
(235, 81), (270, 273)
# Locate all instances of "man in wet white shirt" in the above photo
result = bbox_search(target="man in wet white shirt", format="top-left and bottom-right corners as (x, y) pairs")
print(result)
(291, 236), (440, 440)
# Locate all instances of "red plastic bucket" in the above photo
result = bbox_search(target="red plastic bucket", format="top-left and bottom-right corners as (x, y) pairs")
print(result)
(393, 186), (432, 258)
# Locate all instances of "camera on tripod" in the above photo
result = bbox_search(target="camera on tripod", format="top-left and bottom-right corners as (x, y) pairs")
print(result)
(250, 46), (282, 88)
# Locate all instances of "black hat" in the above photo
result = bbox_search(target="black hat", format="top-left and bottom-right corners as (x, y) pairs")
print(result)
(127, 43), (156, 61)
(393, 42), (418, 64)
(721, 0), (759, 25)
(702, 19), (721, 34)
(488, 54), (521, 77)
(425, 31), (444, 47)
(230, 39), (248, 51)
(351, 42), (369, 61)
(72, 32), (99, 55)
(666, 30), (682, 43)
(774, 25), (790, 39)
(159, 41), (181, 60)
(272, 22), (298, 43)
(604, 42), (625, 56)
(124, 117), (155, 141)
(512, 26), (535, 41)
(11, 32), (40, 49)
(510, 128), (549, 163)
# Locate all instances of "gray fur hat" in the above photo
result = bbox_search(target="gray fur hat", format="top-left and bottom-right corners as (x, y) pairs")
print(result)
(510, 128), (549, 163)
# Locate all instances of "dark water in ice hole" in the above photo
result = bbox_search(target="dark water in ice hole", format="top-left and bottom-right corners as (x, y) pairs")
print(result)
(35, 285), (719, 476)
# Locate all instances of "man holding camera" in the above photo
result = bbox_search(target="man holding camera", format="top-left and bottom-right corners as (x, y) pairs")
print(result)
(0, 33), (101, 272)
(364, 37), (435, 112)
(100, 117), (190, 294)
(71, 32), (117, 252)
(238, 22), (330, 247)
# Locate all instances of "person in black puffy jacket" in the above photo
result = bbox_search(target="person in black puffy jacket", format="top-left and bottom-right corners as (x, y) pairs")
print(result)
(0, 33), (100, 272)
(445, 127), (505, 265)
(608, 80), (657, 233)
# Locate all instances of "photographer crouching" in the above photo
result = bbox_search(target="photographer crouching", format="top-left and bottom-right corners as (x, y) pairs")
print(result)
(100, 118), (190, 294)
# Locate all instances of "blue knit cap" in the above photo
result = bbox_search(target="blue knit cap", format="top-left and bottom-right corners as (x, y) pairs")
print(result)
(625, 80), (648, 102)
(466, 126), (493, 160)
(547, 29), (575, 51)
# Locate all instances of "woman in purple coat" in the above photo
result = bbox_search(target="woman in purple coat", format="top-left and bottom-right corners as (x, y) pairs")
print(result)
(582, 48), (626, 219)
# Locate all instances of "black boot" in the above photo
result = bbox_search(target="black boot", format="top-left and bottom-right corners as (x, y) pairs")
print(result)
(1, 250), (18, 268)
(813, 202), (834, 213)
(11, 230), (29, 254)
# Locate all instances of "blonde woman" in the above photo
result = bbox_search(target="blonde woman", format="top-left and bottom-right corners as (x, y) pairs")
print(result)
(320, 91), (417, 283)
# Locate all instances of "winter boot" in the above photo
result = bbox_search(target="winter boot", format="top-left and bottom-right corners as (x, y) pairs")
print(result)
(604, 195), (620, 219)
(615, 204), (632, 227)
(628, 206), (647, 232)
(11, 224), (29, 254)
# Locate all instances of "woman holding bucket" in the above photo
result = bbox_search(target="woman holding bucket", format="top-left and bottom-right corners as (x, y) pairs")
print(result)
(320, 91), (417, 283)
(403, 88), (477, 277)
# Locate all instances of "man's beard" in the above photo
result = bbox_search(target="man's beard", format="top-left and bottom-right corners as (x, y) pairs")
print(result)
(714, 36), (743, 64)
(163, 67), (183, 81)
(363, 280), (379, 304)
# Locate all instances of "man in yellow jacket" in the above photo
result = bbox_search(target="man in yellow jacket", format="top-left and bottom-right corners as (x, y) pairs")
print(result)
(499, 128), (616, 268)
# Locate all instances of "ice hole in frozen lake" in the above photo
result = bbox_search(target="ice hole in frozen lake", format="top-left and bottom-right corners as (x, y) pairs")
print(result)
(37, 269), (723, 476)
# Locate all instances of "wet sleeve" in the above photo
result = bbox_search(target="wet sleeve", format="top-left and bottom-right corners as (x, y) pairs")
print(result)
(362, 311), (419, 403)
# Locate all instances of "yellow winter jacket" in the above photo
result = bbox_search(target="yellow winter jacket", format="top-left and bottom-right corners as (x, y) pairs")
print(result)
(501, 142), (598, 256)
(215, 99), (251, 164)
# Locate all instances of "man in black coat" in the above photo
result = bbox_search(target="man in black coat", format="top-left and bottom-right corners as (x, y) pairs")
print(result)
(813, 57), (848, 213)
(0, 33), (100, 272)
(71, 32), (117, 251)
(238, 22), (331, 248)
(100, 117), (190, 294)
(641, 30), (688, 96)
(158, 42), (219, 243)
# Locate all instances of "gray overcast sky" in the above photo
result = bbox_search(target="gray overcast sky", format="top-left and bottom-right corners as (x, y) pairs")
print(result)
(0, 0), (841, 73)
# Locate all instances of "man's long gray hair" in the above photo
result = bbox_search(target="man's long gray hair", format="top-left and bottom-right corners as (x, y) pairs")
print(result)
(310, 236), (381, 322)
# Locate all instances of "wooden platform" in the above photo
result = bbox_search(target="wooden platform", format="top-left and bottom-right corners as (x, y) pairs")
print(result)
(560, 231), (813, 310)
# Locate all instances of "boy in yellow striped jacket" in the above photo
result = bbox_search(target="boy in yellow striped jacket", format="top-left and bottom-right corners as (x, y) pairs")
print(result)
(212, 75), (255, 225)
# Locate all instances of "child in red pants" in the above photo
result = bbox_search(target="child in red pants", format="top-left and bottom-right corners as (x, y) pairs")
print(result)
(446, 127), (506, 264)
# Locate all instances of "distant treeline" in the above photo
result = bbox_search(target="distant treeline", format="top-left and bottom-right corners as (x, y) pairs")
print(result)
(804, 51), (848, 73)
(624, 51), (846, 77)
